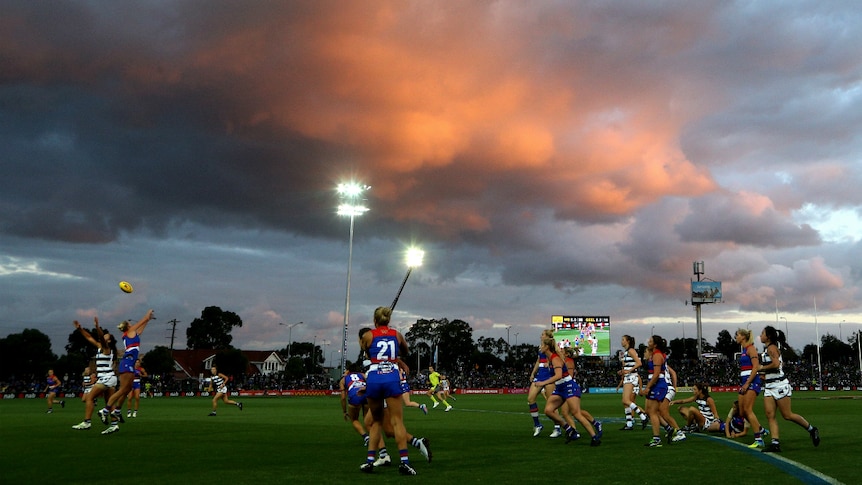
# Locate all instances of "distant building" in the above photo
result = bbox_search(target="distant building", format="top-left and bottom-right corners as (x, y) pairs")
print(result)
(171, 349), (285, 382)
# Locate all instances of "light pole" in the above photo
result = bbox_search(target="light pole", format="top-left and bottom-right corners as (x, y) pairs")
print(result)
(323, 340), (330, 366)
(337, 182), (370, 376)
(858, 329), (862, 386)
(679, 321), (685, 358)
(330, 350), (340, 369)
(391, 247), (424, 311)
(840, 320), (844, 341)
(779, 317), (788, 339)
(280, 321), (304, 359)
(515, 332), (519, 346)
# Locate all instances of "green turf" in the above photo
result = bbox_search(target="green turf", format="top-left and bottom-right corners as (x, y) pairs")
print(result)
(1, 391), (856, 484)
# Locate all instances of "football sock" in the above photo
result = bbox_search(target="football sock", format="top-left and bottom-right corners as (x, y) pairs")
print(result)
(530, 403), (541, 426)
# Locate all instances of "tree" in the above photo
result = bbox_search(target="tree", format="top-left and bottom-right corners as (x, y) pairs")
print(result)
(405, 318), (475, 372)
(508, 343), (539, 372)
(435, 319), (474, 372)
(669, 338), (685, 360)
(142, 346), (176, 376)
(471, 349), (504, 371)
(477, 336), (508, 358)
(186, 306), (243, 350)
(405, 318), (441, 369)
(477, 336), (495, 354)
(410, 341), (432, 370)
(781, 344), (799, 363)
(714, 329), (738, 359)
(214, 348), (248, 378)
(0, 329), (57, 380)
(65, 325), (95, 359)
(819, 333), (854, 363)
(62, 324), (99, 378)
(282, 355), (307, 380)
(286, 341), (317, 374)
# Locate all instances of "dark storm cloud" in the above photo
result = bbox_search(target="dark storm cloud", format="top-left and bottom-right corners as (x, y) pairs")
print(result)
(677, 194), (821, 247)
(3, 1), (862, 354)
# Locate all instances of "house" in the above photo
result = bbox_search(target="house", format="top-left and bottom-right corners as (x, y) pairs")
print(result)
(243, 350), (286, 376)
(171, 349), (285, 381)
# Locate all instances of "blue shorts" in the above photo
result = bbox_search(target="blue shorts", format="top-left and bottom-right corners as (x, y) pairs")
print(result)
(647, 384), (668, 401)
(739, 375), (763, 395)
(131, 381), (141, 390)
(118, 356), (136, 374)
(366, 370), (402, 400)
(552, 379), (582, 400)
(400, 381), (411, 394)
(535, 367), (552, 382)
(348, 387), (367, 407)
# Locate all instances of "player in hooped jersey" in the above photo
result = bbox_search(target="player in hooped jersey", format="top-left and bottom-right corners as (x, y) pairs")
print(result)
(81, 366), (96, 403)
(208, 365), (243, 416)
(756, 325), (820, 452)
(358, 306), (417, 476)
(72, 318), (118, 430)
(617, 335), (648, 430)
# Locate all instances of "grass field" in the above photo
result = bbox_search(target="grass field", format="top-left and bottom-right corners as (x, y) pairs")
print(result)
(1, 391), (856, 484)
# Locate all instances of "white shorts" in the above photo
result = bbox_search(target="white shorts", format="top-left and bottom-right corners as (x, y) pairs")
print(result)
(97, 375), (118, 388)
(764, 381), (792, 400)
(664, 388), (676, 402)
(701, 417), (716, 431)
(623, 373), (639, 387)
(216, 386), (227, 394)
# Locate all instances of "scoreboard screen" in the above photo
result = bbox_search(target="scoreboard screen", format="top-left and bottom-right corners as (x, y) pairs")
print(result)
(551, 315), (610, 357)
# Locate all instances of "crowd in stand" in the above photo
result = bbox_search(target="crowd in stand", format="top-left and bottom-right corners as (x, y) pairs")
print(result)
(3, 356), (860, 395)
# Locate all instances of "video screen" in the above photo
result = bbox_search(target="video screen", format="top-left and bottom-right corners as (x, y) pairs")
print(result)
(551, 315), (610, 357)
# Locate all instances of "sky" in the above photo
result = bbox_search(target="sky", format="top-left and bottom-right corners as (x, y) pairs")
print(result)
(3, 1), (862, 362)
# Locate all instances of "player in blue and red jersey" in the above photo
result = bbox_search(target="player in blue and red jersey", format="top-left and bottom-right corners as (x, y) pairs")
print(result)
(341, 366), (370, 446)
(358, 306), (417, 476)
(126, 359), (147, 418)
(533, 336), (601, 446)
(44, 369), (64, 413)
(98, 309), (154, 434)
(527, 329), (557, 437)
(735, 328), (767, 448)
(640, 335), (686, 447)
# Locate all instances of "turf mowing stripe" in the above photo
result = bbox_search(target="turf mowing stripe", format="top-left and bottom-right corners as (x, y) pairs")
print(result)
(693, 433), (843, 485)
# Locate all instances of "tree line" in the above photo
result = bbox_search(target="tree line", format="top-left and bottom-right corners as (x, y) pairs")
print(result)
(2, 307), (860, 384)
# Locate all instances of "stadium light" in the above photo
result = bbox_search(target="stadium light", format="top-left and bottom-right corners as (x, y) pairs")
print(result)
(337, 182), (370, 377)
(391, 247), (424, 311)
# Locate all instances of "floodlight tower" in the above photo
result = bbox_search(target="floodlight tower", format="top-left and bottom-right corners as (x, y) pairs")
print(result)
(391, 247), (424, 311)
(693, 261), (705, 358)
(337, 182), (370, 376)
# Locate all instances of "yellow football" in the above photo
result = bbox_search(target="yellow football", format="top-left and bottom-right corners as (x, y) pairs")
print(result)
(119, 281), (134, 293)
